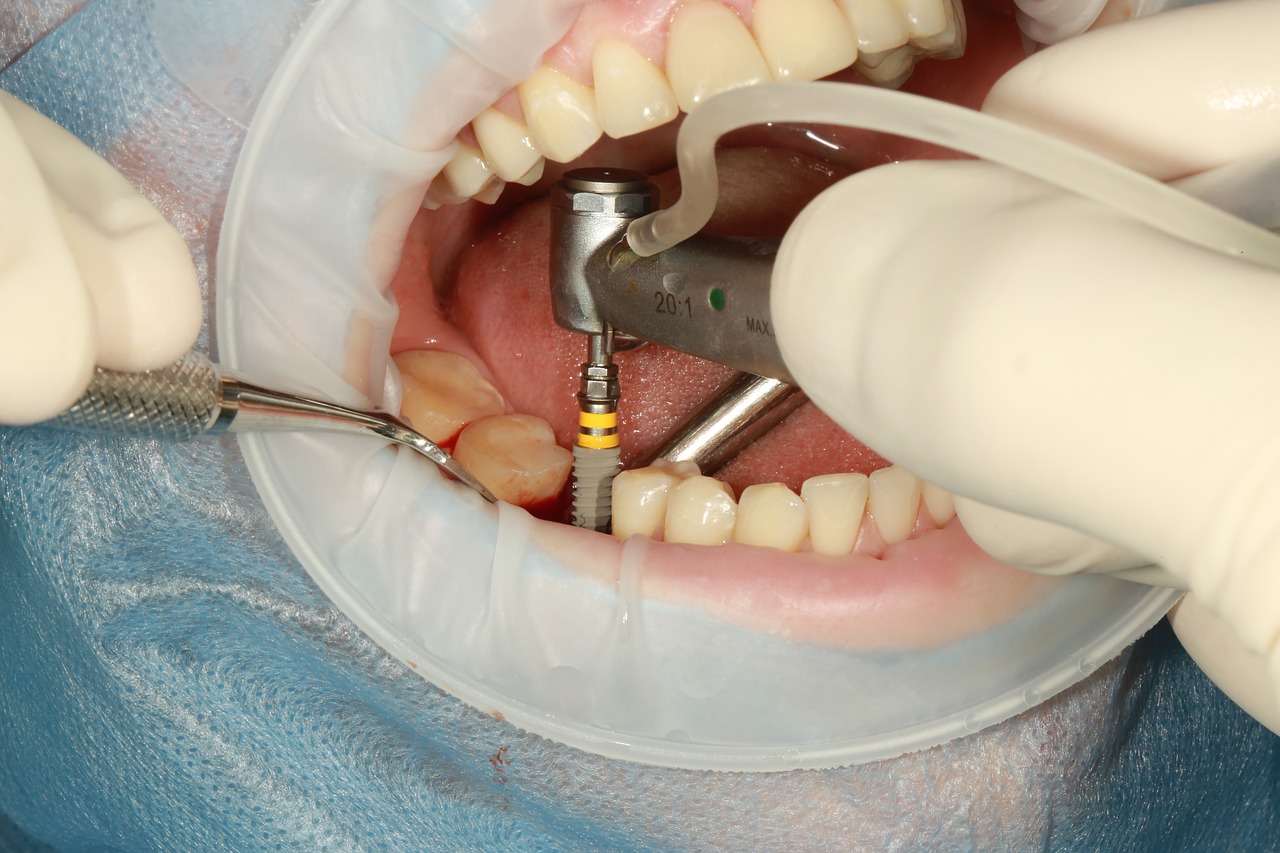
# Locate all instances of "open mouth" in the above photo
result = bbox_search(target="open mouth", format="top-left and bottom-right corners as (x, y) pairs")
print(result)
(388, 0), (1063, 650)
(216, 0), (1181, 767)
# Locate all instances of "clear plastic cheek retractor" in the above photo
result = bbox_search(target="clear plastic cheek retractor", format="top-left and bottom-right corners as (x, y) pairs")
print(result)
(38, 350), (499, 504)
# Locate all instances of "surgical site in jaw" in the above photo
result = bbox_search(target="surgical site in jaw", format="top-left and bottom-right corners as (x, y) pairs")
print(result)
(382, 0), (1114, 656)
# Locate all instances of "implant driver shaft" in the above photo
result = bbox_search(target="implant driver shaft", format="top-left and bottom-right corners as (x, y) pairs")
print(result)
(572, 328), (622, 531)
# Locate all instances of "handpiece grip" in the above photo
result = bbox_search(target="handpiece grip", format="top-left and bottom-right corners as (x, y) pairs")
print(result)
(597, 233), (793, 384)
(45, 351), (224, 440)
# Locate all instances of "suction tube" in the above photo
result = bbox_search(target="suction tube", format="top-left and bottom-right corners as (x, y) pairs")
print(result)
(625, 82), (1280, 270)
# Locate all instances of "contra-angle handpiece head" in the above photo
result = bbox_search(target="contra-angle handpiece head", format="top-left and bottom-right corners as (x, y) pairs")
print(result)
(549, 166), (809, 528)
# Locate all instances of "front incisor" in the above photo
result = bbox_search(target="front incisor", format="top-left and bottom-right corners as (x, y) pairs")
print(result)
(801, 473), (869, 557)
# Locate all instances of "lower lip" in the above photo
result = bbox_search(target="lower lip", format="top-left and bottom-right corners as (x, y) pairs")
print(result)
(532, 513), (1069, 650)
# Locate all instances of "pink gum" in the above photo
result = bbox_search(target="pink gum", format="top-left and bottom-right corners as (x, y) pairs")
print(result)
(486, 0), (758, 119)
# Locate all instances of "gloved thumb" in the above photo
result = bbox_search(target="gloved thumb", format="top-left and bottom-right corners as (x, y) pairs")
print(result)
(771, 156), (1280, 664)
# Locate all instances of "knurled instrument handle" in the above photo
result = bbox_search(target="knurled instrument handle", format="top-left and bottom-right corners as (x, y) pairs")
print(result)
(45, 351), (223, 440)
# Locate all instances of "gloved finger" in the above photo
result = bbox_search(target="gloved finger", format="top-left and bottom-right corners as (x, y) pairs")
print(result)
(948, 496), (1154, 578)
(0, 92), (96, 425)
(985, 0), (1280, 182)
(774, 154), (1280, 589)
(1171, 594), (1280, 735)
(2, 92), (201, 373)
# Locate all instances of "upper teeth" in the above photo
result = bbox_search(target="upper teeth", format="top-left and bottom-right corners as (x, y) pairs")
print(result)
(426, 0), (965, 204)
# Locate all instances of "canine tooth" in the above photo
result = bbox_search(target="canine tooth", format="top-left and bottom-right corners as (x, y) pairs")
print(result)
(472, 108), (543, 183)
(611, 466), (686, 540)
(517, 65), (603, 163)
(592, 38), (679, 138)
(664, 475), (737, 546)
(453, 414), (572, 507)
(836, 0), (909, 54)
(801, 473), (869, 557)
(666, 2), (772, 114)
(753, 0), (858, 82)
(867, 466), (922, 545)
(921, 481), (956, 526)
(394, 350), (506, 443)
(733, 483), (808, 552)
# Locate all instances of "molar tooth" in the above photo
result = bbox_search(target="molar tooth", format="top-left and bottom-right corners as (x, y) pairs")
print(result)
(867, 466), (922, 545)
(453, 414), (572, 507)
(666, 2), (772, 114)
(517, 65), (603, 163)
(753, 0), (858, 82)
(801, 473), (869, 557)
(394, 350), (505, 444)
(664, 475), (737, 547)
(591, 38), (679, 138)
(921, 481), (956, 526)
(611, 465), (689, 540)
(836, 0), (909, 54)
(733, 483), (808, 552)
(472, 108), (543, 183)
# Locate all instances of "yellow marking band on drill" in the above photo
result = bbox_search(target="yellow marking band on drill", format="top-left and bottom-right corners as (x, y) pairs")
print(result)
(577, 410), (618, 448)
(579, 411), (617, 430)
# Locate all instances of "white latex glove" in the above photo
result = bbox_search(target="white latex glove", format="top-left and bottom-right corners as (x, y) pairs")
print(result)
(773, 0), (1280, 731)
(0, 91), (201, 425)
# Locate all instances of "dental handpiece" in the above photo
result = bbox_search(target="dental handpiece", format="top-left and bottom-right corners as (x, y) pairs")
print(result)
(551, 167), (802, 530)
(41, 350), (498, 503)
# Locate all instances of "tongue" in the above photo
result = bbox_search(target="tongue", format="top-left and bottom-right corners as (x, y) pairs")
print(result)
(446, 147), (894, 494)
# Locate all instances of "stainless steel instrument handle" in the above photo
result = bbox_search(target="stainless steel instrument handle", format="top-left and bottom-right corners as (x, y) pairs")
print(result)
(46, 351), (223, 440)
(42, 351), (500, 503)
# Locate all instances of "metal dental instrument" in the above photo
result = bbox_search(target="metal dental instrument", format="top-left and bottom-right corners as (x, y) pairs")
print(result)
(551, 166), (803, 529)
(42, 350), (499, 503)
(551, 168), (793, 384)
(635, 373), (807, 476)
(551, 167), (658, 531)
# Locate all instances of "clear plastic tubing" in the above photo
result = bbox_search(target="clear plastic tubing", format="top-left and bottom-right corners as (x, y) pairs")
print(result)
(625, 81), (1280, 271)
